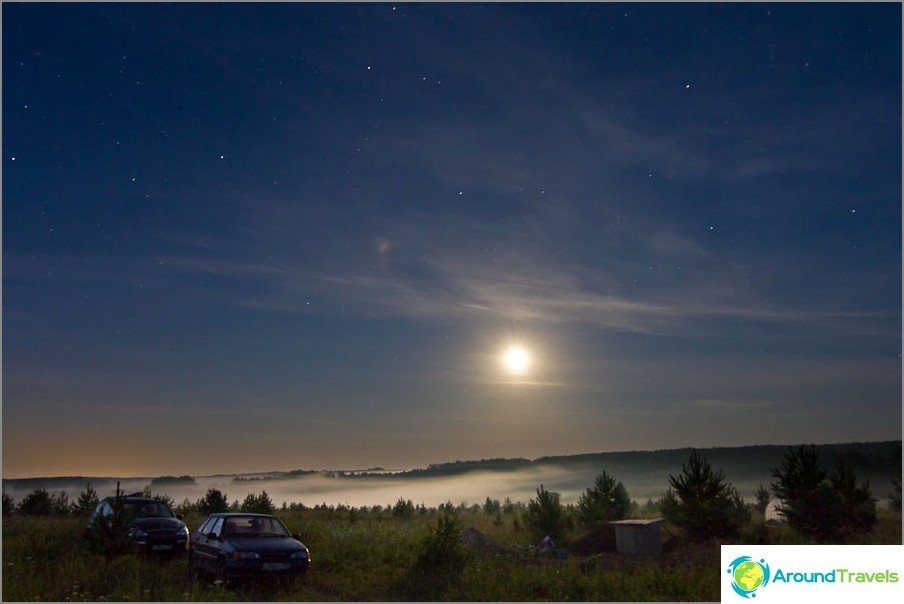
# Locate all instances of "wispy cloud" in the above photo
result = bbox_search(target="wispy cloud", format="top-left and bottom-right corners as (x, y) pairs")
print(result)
(690, 399), (777, 411)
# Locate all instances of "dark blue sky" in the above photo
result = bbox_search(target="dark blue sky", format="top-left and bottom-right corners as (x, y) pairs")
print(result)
(3, 2), (901, 478)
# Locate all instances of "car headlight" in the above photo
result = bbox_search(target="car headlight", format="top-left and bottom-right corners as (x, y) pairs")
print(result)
(291, 550), (309, 560)
(232, 551), (261, 560)
(176, 525), (189, 537)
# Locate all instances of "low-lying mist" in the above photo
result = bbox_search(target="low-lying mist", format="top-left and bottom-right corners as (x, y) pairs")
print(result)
(5, 441), (898, 510)
(0, 468), (792, 511)
(2, 465), (677, 510)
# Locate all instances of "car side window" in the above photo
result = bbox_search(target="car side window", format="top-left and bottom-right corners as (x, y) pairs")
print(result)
(209, 518), (224, 537)
(197, 517), (213, 535)
(100, 502), (113, 517)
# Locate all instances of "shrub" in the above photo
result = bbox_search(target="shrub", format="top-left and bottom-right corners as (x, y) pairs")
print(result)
(525, 484), (566, 542)
(660, 450), (748, 542)
(576, 471), (631, 526)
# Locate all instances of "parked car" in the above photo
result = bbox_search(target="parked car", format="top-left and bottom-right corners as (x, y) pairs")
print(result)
(86, 494), (189, 555)
(188, 513), (311, 582)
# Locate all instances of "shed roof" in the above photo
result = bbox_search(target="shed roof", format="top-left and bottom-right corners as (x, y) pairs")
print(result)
(608, 518), (663, 526)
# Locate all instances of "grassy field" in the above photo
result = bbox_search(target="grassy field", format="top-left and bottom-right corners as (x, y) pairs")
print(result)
(2, 507), (901, 601)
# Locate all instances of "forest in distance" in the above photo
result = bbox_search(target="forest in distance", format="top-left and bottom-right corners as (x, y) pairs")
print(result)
(3, 440), (900, 510)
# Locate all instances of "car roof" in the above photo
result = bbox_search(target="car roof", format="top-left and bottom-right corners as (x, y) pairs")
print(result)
(102, 496), (162, 503)
(205, 513), (278, 518)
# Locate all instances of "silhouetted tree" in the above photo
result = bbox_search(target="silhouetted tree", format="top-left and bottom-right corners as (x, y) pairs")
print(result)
(483, 497), (501, 515)
(75, 484), (100, 517)
(392, 498), (415, 519)
(754, 484), (771, 514)
(197, 488), (229, 515)
(831, 459), (877, 535)
(769, 445), (881, 541)
(502, 497), (516, 515)
(576, 471), (631, 526)
(18, 488), (53, 516)
(770, 445), (843, 541)
(85, 483), (132, 556)
(2, 492), (15, 516)
(240, 491), (275, 514)
(154, 493), (176, 510)
(414, 512), (465, 578)
(890, 459), (902, 514)
(178, 498), (195, 515)
(51, 491), (73, 516)
(525, 484), (566, 542)
(660, 450), (748, 542)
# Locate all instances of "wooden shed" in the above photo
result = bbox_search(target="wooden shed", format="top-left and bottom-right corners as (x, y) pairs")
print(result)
(608, 519), (663, 556)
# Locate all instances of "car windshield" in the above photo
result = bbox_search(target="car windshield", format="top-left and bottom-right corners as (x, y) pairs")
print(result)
(122, 501), (174, 519)
(222, 516), (290, 538)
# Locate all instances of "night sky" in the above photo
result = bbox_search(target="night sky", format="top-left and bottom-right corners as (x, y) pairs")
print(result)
(3, 2), (901, 479)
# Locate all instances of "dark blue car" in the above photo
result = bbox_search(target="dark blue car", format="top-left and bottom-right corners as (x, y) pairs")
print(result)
(86, 495), (189, 555)
(188, 513), (310, 582)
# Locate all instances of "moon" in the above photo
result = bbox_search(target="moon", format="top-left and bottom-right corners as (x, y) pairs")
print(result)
(504, 346), (530, 374)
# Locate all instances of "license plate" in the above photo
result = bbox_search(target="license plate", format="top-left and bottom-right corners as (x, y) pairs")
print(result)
(262, 563), (290, 571)
(152, 544), (173, 551)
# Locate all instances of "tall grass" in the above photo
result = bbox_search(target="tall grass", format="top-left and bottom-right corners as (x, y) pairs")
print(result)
(3, 507), (900, 601)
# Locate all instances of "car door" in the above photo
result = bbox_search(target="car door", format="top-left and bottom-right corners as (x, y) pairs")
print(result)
(190, 517), (212, 570)
(195, 517), (225, 572)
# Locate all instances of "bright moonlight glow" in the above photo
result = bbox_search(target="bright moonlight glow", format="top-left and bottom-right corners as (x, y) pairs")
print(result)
(504, 346), (530, 374)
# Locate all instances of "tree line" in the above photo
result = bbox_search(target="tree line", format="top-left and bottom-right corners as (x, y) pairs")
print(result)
(4, 445), (901, 544)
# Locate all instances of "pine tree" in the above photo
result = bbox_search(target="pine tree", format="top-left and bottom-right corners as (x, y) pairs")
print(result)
(198, 488), (229, 514)
(525, 484), (565, 541)
(75, 484), (100, 516)
(576, 471), (631, 526)
(770, 445), (842, 541)
(831, 459), (877, 535)
(660, 450), (748, 542)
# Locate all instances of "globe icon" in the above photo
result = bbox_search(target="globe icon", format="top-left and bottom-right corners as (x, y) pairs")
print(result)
(733, 560), (765, 592)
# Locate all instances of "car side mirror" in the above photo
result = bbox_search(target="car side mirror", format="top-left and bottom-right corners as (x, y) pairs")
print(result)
(176, 514), (184, 520)
(209, 532), (221, 541)
(292, 532), (302, 541)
